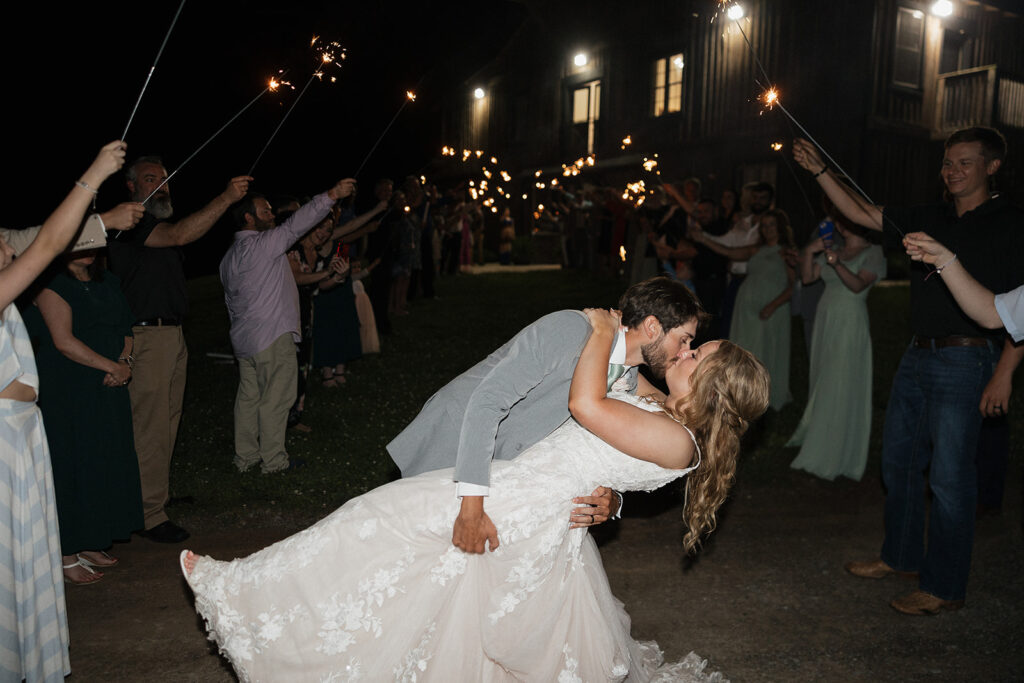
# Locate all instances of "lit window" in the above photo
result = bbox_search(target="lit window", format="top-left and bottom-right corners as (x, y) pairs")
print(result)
(652, 53), (684, 116)
(893, 7), (925, 89)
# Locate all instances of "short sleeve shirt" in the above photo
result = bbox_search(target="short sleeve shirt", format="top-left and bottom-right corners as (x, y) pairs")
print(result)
(883, 196), (1024, 338)
(106, 212), (188, 322)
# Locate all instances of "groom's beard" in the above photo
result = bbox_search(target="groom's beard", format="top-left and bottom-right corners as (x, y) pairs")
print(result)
(640, 336), (670, 379)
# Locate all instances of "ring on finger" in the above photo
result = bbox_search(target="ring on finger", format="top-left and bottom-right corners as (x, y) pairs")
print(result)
(589, 514), (594, 524)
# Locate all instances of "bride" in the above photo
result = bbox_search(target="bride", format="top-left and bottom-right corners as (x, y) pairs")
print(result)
(181, 308), (769, 682)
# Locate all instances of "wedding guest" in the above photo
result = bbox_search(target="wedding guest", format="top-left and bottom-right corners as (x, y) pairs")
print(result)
(28, 253), (143, 585)
(692, 208), (795, 410)
(220, 180), (354, 474)
(1, 140), (125, 683)
(107, 157), (251, 542)
(794, 128), (1024, 615)
(786, 217), (885, 478)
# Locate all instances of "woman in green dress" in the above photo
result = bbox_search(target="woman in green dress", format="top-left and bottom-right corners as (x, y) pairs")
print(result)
(787, 220), (886, 480)
(691, 209), (795, 410)
(27, 253), (143, 584)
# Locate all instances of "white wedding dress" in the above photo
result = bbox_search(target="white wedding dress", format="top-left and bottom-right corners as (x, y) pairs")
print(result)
(184, 393), (727, 682)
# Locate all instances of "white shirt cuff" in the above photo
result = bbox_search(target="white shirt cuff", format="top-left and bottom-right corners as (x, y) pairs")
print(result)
(612, 490), (624, 519)
(456, 482), (490, 498)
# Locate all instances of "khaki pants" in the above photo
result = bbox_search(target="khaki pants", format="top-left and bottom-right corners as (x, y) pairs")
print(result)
(234, 333), (297, 473)
(129, 325), (188, 529)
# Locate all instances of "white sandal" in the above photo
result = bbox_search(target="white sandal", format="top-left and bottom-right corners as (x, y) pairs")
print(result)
(63, 559), (103, 585)
(77, 551), (118, 568)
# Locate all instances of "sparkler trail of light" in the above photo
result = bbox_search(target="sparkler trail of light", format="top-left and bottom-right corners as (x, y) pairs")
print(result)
(121, 0), (187, 141)
(142, 83), (273, 204)
(354, 91), (416, 176)
(248, 38), (346, 175)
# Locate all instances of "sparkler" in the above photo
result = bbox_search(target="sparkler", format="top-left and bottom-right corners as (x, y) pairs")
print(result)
(249, 37), (346, 176)
(121, 0), (187, 141)
(141, 75), (285, 204)
(355, 90), (417, 177)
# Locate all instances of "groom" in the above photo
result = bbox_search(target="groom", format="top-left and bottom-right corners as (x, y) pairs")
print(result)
(387, 277), (704, 553)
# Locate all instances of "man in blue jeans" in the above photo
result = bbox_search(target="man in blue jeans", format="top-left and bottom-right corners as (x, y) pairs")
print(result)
(793, 127), (1024, 615)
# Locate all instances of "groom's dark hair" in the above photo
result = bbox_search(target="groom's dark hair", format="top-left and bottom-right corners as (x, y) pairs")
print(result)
(619, 276), (706, 332)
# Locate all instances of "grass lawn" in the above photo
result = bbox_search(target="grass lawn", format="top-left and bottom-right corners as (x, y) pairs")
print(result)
(167, 271), (1021, 528)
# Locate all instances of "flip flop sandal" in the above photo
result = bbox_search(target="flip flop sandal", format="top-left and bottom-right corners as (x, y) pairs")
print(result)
(63, 559), (103, 585)
(77, 551), (118, 568)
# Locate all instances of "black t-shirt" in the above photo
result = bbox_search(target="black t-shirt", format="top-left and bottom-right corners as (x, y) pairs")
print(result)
(106, 212), (188, 321)
(884, 195), (1024, 338)
(692, 218), (730, 280)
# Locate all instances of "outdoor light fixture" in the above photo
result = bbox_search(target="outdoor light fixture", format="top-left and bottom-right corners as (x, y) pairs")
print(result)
(727, 4), (745, 20)
(931, 0), (953, 17)
(473, 87), (485, 99)
(574, 53), (588, 67)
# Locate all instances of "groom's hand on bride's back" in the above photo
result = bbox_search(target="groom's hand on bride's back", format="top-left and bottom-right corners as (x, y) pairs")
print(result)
(453, 495), (500, 553)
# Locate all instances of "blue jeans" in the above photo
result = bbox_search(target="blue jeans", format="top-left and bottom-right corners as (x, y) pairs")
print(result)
(880, 340), (997, 601)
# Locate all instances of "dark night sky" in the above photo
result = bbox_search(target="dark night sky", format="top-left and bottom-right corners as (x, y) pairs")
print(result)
(2, 1), (526, 269)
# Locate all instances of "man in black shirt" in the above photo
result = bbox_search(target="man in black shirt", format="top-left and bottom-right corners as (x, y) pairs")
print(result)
(793, 128), (1024, 615)
(107, 156), (250, 543)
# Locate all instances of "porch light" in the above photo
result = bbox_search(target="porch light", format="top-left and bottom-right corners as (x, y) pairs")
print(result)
(931, 0), (953, 17)
(726, 4), (745, 20)
(473, 87), (485, 99)
(574, 53), (588, 67)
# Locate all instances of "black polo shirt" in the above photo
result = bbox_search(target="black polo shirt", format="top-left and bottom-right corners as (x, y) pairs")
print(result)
(106, 212), (188, 322)
(884, 195), (1024, 339)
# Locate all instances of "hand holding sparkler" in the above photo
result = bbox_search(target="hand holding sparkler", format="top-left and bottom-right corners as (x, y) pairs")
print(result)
(222, 176), (253, 204)
(100, 202), (146, 231)
(903, 232), (954, 266)
(792, 138), (827, 176)
(83, 140), (129, 187)
(327, 178), (357, 202)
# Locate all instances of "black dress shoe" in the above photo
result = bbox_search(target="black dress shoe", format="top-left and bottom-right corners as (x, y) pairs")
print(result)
(138, 520), (190, 543)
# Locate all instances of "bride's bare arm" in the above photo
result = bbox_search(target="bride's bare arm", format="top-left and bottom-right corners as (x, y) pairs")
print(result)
(569, 309), (694, 470)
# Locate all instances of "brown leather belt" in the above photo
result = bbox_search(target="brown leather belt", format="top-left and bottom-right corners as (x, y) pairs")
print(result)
(912, 335), (990, 349)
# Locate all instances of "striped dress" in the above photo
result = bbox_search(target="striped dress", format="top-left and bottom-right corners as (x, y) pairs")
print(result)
(0, 303), (71, 681)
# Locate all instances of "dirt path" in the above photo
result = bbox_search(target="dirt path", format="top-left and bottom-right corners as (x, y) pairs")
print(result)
(65, 466), (1022, 682)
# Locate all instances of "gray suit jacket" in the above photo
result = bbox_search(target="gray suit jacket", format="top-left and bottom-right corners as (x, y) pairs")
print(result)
(0, 215), (107, 256)
(387, 310), (638, 486)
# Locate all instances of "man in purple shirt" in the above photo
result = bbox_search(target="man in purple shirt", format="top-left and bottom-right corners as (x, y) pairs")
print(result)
(220, 178), (355, 473)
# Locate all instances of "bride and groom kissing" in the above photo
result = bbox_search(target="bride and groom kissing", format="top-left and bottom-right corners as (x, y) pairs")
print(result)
(181, 277), (769, 681)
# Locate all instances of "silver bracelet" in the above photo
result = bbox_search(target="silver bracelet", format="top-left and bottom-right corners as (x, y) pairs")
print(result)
(75, 180), (98, 194)
(935, 254), (958, 275)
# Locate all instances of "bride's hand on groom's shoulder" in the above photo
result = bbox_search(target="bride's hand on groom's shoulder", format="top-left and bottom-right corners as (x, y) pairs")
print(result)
(583, 308), (621, 335)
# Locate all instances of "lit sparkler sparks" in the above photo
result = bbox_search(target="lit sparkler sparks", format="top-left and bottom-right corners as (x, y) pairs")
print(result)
(771, 141), (783, 151)
(621, 135), (632, 150)
(761, 87), (779, 110)
(406, 90), (416, 101)
(619, 246), (627, 262)
(249, 38), (347, 175)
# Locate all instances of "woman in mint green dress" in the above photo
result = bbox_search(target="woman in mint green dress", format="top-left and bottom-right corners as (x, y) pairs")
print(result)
(692, 209), (795, 410)
(787, 221), (886, 480)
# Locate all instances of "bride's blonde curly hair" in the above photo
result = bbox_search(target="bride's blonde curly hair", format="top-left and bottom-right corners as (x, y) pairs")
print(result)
(663, 341), (770, 554)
